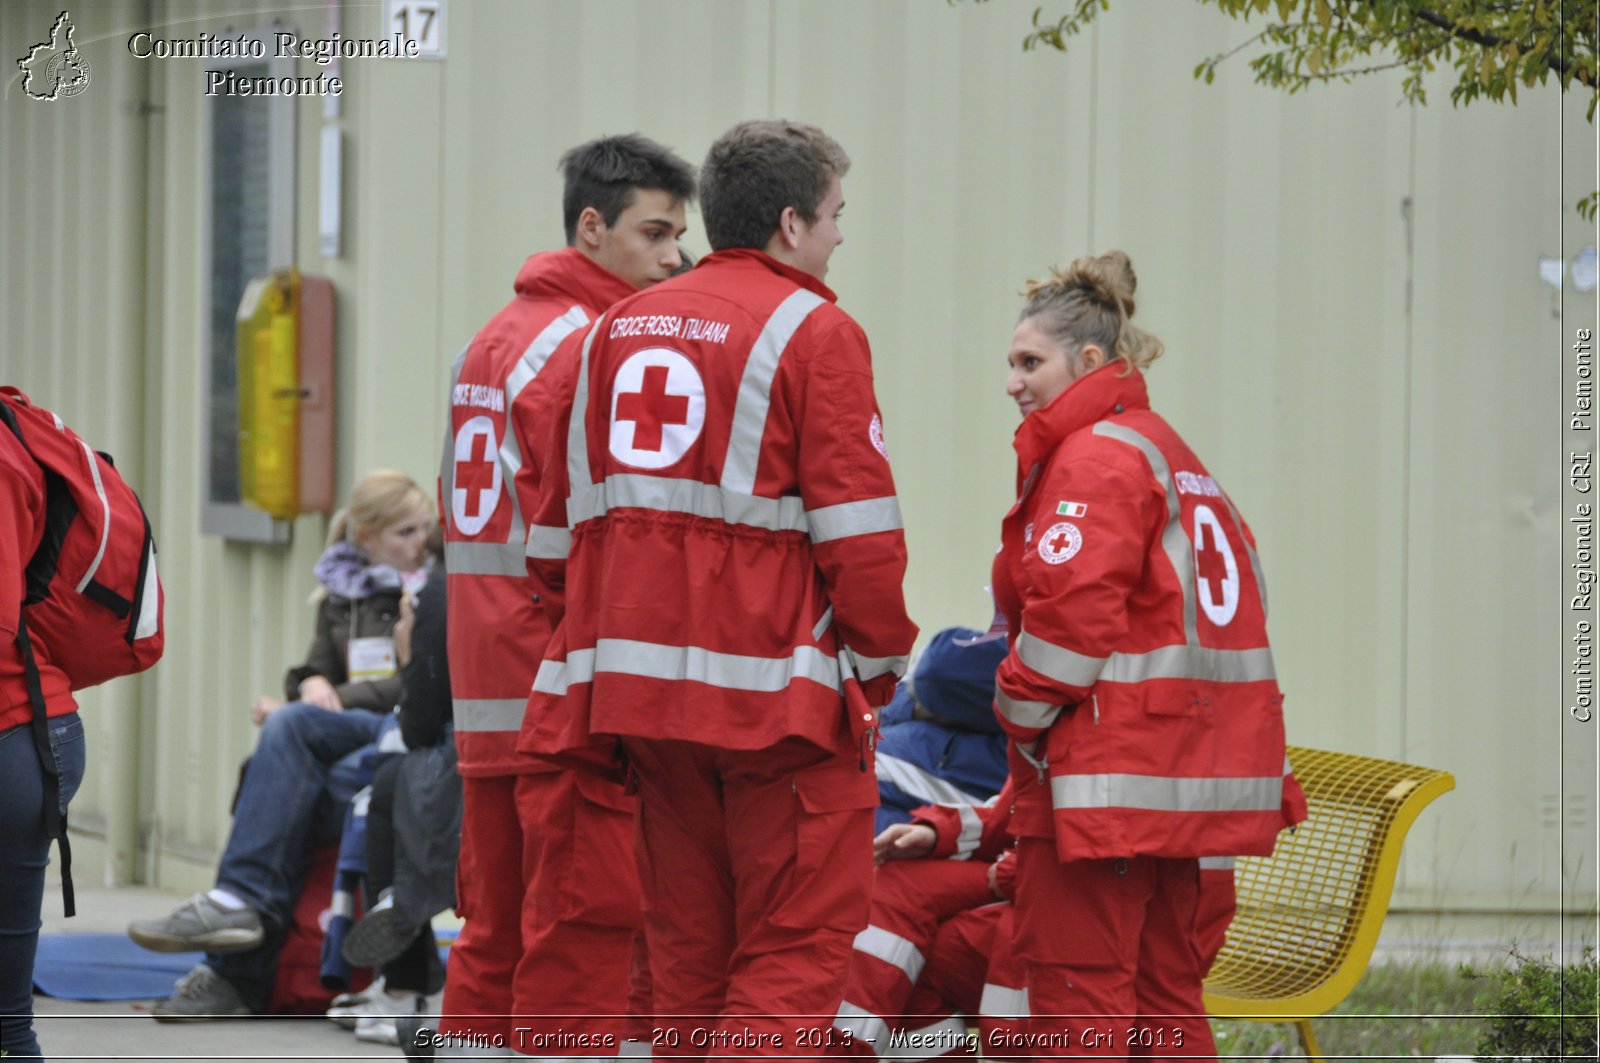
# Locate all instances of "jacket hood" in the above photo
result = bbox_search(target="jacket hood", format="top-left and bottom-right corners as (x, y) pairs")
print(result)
(513, 248), (636, 310)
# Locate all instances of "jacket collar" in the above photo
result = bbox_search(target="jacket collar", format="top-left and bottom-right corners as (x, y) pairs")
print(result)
(513, 248), (637, 310)
(1012, 363), (1151, 476)
(698, 248), (839, 303)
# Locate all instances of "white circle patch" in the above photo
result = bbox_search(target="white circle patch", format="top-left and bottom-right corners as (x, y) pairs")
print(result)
(1037, 521), (1082, 565)
(869, 413), (889, 458)
(608, 348), (706, 470)
(450, 415), (503, 536)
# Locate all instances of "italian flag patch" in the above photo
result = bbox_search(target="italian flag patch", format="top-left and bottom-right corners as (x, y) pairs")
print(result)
(1057, 501), (1088, 517)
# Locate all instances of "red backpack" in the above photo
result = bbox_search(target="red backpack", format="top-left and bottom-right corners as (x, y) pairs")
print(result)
(2, 386), (164, 915)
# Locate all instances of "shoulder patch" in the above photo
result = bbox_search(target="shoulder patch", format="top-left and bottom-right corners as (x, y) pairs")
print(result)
(1037, 521), (1082, 565)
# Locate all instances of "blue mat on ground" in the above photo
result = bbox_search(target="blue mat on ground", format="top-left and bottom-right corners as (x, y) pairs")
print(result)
(33, 930), (459, 1002)
(33, 935), (201, 1000)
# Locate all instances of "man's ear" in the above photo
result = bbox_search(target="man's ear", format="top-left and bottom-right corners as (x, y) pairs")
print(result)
(575, 206), (606, 250)
(774, 205), (802, 252)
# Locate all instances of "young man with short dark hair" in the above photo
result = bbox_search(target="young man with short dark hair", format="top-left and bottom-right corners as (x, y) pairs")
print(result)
(434, 133), (692, 1058)
(522, 119), (916, 1052)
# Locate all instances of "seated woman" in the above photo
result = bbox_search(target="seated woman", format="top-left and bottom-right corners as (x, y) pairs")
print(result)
(127, 469), (435, 1021)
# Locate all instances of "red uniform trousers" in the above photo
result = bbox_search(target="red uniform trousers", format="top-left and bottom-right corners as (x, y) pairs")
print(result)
(438, 772), (643, 1054)
(623, 736), (876, 1063)
(836, 860), (1027, 1061)
(1012, 838), (1216, 1061)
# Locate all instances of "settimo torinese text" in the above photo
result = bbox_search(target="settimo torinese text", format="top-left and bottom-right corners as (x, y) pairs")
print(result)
(126, 31), (421, 96)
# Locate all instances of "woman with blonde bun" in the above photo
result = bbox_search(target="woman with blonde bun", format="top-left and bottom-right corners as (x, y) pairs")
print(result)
(990, 251), (1304, 1057)
(129, 470), (436, 1023)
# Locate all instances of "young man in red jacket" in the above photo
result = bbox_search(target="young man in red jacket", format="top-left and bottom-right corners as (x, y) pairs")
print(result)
(434, 134), (692, 1059)
(520, 119), (917, 1058)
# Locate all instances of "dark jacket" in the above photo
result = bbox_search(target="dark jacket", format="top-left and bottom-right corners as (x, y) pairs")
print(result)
(283, 590), (404, 712)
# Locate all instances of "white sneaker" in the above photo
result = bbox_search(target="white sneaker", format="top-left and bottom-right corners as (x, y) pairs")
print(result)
(326, 975), (385, 1029)
(353, 990), (427, 1046)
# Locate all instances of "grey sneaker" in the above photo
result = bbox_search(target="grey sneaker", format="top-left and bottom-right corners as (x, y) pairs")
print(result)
(151, 964), (253, 1022)
(128, 892), (264, 953)
(341, 889), (421, 968)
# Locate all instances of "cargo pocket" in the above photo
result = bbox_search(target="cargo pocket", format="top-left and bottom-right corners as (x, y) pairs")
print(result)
(770, 760), (878, 933)
(561, 772), (643, 928)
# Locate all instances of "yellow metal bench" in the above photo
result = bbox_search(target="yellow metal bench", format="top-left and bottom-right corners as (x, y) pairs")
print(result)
(1202, 745), (1455, 1060)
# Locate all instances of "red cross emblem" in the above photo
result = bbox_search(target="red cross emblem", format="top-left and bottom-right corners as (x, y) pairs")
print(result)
(1191, 504), (1240, 625)
(455, 433), (497, 518)
(1037, 521), (1082, 565)
(450, 416), (503, 536)
(608, 349), (706, 470)
(615, 365), (690, 452)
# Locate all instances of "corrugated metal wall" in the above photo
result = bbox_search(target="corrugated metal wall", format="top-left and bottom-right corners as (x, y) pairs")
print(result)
(1, 0), (1593, 920)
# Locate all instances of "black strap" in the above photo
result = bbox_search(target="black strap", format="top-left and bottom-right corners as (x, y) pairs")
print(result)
(17, 615), (75, 918)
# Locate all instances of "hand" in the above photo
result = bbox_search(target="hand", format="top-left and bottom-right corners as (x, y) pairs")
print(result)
(873, 822), (936, 864)
(250, 695), (283, 726)
(394, 591), (417, 667)
(298, 675), (344, 711)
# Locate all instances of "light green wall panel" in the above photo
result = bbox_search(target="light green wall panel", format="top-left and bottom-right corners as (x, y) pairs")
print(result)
(2, 0), (1593, 919)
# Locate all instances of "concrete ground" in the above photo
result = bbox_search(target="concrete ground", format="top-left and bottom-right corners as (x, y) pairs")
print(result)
(23, 880), (1582, 1062)
(29, 883), (432, 1062)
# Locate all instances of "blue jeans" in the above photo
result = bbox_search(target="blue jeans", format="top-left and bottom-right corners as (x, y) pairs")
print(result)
(0, 712), (86, 1061)
(205, 702), (383, 1011)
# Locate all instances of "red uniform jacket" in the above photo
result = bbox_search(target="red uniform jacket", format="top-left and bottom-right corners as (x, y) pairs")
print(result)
(440, 249), (633, 776)
(1, 430), (74, 733)
(518, 249), (918, 757)
(991, 363), (1305, 860)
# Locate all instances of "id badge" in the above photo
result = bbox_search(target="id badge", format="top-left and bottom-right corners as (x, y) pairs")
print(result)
(347, 636), (397, 681)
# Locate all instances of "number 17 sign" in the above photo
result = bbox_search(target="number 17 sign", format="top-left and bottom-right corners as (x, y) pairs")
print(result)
(383, 0), (447, 59)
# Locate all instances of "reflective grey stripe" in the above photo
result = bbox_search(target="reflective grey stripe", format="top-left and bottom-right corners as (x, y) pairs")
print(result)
(133, 547), (161, 640)
(844, 645), (909, 682)
(721, 289), (826, 495)
(534, 649), (594, 696)
(1050, 772), (1285, 813)
(1221, 491), (1270, 619)
(874, 753), (989, 809)
(444, 539), (526, 578)
(979, 983), (1030, 1018)
(525, 523), (573, 561)
(617, 1041), (653, 1061)
(534, 639), (840, 695)
(807, 496), (904, 543)
(835, 1003), (890, 1054)
(1015, 628), (1106, 689)
(455, 697), (527, 733)
(1093, 421), (1195, 643)
(953, 805), (983, 859)
(329, 891), (356, 919)
(438, 342), (471, 503)
(495, 307), (592, 547)
(75, 440), (111, 591)
(1100, 645), (1277, 684)
(853, 924), (925, 982)
(1199, 856), (1237, 871)
(566, 323), (601, 494)
(507, 305), (589, 402)
(811, 606), (834, 642)
(569, 473), (808, 532)
(994, 689), (1061, 731)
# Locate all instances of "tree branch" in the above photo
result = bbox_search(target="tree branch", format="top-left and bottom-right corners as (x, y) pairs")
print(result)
(1412, 4), (1592, 87)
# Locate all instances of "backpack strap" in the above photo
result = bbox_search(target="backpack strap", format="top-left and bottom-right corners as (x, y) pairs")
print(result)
(16, 615), (75, 918)
(4, 397), (77, 919)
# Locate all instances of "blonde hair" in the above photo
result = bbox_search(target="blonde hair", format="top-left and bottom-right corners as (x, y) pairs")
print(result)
(1019, 250), (1164, 374)
(326, 469), (433, 549)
